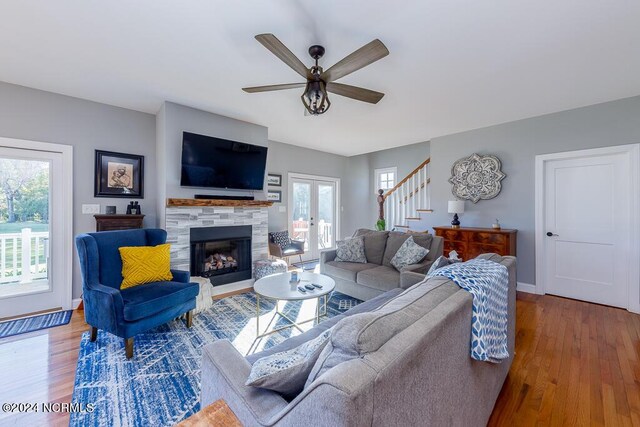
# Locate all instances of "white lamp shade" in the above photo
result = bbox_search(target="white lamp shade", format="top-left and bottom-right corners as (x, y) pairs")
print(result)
(448, 200), (465, 214)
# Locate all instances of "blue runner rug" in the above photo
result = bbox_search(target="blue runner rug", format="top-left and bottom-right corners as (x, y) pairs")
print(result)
(0, 310), (73, 339)
(70, 291), (360, 426)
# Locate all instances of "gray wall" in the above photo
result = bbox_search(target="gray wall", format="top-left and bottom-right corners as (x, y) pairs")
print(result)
(0, 82), (157, 299)
(342, 154), (371, 238)
(265, 140), (348, 233)
(428, 95), (640, 286)
(156, 101), (268, 226)
(343, 141), (431, 234)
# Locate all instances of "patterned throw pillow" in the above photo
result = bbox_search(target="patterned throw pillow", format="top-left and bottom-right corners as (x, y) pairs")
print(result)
(426, 255), (462, 276)
(270, 231), (290, 249)
(246, 328), (332, 396)
(335, 236), (367, 263)
(119, 244), (173, 289)
(390, 236), (429, 271)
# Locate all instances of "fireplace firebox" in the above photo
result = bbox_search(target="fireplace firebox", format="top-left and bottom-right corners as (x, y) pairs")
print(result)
(190, 225), (252, 286)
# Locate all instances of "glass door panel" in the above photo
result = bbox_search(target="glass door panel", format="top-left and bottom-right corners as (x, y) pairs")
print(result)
(317, 182), (335, 251)
(0, 157), (51, 298)
(291, 180), (312, 253)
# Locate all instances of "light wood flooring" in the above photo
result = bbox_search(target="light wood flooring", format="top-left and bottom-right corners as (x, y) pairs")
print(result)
(0, 292), (639, 426)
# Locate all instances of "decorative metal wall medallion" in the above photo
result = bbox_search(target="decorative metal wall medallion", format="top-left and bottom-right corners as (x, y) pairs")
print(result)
(448, 153), (506, 203)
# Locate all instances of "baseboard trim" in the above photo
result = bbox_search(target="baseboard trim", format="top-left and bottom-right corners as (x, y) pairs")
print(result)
(72, 298), (82, 309)
(517, 282), (538, 294)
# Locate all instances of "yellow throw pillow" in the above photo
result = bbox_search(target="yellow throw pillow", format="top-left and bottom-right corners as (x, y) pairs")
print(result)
(119, 243), (173, 289)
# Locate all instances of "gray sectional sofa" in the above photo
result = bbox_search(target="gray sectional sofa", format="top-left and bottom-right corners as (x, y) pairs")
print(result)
(201, 253), (516, 426)
(320, 229), (444, 301)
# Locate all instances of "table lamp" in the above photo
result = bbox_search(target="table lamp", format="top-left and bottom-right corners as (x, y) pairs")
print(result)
(448, 200), (465, 229)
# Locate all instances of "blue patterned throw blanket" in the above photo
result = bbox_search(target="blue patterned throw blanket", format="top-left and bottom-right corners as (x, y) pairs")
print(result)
(427, 258), (509, 363)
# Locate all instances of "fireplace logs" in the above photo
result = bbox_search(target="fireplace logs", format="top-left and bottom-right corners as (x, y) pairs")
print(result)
(203, 253), (239, 273)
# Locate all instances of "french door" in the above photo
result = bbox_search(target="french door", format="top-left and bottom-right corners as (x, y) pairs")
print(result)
(288, 174), (339, 261)
(0, 138), (73, 319)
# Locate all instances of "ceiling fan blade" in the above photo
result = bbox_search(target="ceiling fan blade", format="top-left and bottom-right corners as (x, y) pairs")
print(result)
(321, 39), (389, 82)
(325, 82), (385, 104)
(243, 83), (306, 93)
(255, 34), (310, 79)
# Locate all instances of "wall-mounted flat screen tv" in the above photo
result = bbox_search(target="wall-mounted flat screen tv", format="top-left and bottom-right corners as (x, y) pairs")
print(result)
(180, 131), (268, 190)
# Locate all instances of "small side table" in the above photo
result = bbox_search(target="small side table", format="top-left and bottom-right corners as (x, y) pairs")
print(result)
(94, 214), (144, 231)
(176, 400), (241, 427)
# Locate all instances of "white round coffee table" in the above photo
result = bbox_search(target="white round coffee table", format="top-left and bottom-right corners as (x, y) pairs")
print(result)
(253, 271), (336, 338)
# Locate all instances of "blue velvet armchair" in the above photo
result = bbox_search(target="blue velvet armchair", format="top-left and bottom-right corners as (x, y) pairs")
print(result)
(75, 229), (199, 359)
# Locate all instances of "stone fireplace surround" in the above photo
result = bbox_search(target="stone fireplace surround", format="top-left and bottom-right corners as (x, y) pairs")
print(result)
(165, 200), (270, 293)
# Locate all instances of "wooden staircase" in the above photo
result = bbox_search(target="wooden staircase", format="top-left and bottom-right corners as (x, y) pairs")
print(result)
(381, 158), (432, 231)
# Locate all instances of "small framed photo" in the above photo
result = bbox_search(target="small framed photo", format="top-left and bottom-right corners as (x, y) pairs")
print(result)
(94, 150), (144, 198)
(267, 173), (282, 187)
(267, 190), (282, 203)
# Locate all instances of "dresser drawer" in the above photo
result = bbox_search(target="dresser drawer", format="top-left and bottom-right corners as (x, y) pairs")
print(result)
(444, 241), (467, 256)
(468, 243), (503, 259)
(470, 232), (506, 245)
(439, 229), (466, 242)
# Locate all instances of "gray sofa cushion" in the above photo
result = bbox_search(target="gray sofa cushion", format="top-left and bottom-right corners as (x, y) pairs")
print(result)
(382, 232), (433, 267)
(353, 229), (389, 265)
(323, 261), (378, 282)
(305, 277), (459, 386)
(246, 328), (332, 397)
(356, 265), (401, 291)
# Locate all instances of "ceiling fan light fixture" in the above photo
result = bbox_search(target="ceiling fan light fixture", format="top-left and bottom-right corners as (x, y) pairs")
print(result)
(244, 34), (388, 115)
(301, 80), (330, 115)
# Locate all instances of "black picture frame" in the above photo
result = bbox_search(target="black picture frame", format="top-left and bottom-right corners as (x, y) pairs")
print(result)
(267, 173), (282, 187)
(267, 190), (282, 203)
(94, 150), (144, 198)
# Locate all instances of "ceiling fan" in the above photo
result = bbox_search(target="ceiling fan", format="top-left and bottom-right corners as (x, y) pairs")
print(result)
(242, 34), (389, 115)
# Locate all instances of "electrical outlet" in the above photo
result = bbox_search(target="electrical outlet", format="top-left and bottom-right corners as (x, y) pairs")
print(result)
(82, 204), (100, 214)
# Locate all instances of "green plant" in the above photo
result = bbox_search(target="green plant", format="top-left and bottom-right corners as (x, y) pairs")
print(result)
(375, 219), (386, 231)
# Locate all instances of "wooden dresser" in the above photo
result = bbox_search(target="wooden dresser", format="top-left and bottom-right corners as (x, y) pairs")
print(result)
(433, 226), (517, 260)
(94, 214), (145, 232)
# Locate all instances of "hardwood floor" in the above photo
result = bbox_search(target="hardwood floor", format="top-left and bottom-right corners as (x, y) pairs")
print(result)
(0, 292), (638, 426)
(489, 293), (640, 426)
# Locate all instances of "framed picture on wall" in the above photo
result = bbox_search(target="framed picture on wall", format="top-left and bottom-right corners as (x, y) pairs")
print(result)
(267, 190), (282, 203)
(267, 173), (282, 186)
(94, 150), (144, 198)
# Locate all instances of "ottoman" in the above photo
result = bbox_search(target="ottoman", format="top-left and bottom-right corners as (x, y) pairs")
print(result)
(253, 259), (288, 280)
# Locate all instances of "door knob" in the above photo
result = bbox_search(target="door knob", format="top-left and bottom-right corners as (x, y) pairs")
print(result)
(546, 232), (559, 237)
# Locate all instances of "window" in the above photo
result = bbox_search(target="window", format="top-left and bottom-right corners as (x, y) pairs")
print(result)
(375, 167), (397, 192)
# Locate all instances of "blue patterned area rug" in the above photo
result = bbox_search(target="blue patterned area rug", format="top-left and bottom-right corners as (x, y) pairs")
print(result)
(70, 291), (360, 427)
(0, 310), (72, 339)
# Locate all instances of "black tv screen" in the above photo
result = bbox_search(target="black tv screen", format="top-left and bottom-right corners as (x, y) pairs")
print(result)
(180, 132), (268, 190)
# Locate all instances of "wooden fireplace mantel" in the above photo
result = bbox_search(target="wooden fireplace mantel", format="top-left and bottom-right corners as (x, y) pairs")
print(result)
(166, 198), (274, 208)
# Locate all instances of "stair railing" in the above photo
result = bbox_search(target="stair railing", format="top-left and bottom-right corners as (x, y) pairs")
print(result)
(380, 158), (430, 230)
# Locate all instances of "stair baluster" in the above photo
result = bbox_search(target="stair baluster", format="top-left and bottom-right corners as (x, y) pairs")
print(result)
(380, 157), (431, 232)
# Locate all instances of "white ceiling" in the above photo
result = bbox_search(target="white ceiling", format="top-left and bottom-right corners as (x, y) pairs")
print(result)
(1, 1), (639, 156)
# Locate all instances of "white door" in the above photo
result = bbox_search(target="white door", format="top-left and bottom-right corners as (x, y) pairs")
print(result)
(541, 150), (633, 308)
(0, 140), (73, 319)
(289, 175), (339, 261)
